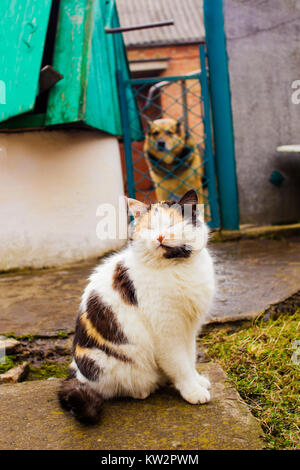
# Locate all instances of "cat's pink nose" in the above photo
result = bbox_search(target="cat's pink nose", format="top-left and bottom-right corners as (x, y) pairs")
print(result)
(157, 235), (164, 244)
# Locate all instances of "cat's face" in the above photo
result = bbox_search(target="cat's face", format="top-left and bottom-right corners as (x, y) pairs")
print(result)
(127, 190), (208, 261)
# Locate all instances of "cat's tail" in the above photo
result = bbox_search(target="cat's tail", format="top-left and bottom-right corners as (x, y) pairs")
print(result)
(58, 376), (104, 425)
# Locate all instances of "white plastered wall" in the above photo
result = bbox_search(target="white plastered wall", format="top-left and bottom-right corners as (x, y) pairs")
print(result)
(0, 130), (126, 271)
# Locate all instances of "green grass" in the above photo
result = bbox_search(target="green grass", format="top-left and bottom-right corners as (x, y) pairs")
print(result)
(56, 331), (70, 339)
(28, 361), (69, 380)
(201, 310), (300, 450)
(0, 355), (17, 374)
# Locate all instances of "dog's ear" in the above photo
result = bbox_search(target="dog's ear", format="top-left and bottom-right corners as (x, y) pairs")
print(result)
(143, 117), (152, 133)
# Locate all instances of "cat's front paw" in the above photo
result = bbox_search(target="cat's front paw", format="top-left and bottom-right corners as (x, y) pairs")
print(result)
(180, 385), (210, 405)
(196, 374), (211, 390)
(131, 390), (150, 400)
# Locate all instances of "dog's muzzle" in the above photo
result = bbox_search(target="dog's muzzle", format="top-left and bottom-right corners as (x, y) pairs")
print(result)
(157, 140), (166, 151)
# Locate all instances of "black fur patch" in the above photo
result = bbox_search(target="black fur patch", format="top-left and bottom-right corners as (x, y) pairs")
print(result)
(73, 312), (132, 363)
(162, 244), (192, 259)
(86, 291), (129, 344)
(147, 146), (193, 176)
(160, 190), (200, 227)
(98, 343), (132, 363)
(113, 262), (138, 306)
(73, 315), (99, 351)
(179, 189), (198, 206)
(74, 353), (101, 382)
(179, 190), (199, 227)
(58, 377), (103, 425)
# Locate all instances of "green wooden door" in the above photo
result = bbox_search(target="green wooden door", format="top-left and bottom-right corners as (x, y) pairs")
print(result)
(0, 0), (52, 122)
(46, 0), (141, 137)
(83, 0), (122, 135)
(84, 0), (142, 137)
(45, 0), (125, 135)
(45, 0), (94, 126)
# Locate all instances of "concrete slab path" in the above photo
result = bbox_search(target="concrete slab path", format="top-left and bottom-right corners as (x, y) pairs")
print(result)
(209, 235), (300, 323)
(0, 236), (299, 336)
(0, 363), (263, 450)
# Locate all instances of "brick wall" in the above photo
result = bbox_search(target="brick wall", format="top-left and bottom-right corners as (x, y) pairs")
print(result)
(127, 44), (202, 75)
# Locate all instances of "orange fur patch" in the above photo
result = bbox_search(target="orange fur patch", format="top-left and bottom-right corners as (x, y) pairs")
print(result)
(132, 203), (184, 240)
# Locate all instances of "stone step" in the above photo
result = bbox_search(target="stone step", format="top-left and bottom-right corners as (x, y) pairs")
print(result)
(0, 363), (263, 450)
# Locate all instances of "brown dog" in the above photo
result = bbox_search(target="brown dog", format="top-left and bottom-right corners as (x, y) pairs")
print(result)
(144, 118), (204, 203)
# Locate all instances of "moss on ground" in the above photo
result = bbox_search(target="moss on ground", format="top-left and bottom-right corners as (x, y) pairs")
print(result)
(0, 355), (17, 374)
(28, 361), (69, 380)
(201, 310), (300, 450)
(56, 331), (70, 339)
(1, 355), (69, 380)
(1, 333), (72, 380)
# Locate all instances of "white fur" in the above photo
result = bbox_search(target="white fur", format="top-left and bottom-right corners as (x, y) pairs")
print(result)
(75, 206), (215, 405)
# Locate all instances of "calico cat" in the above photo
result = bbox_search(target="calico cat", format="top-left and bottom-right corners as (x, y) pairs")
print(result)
(58, 190), (215, 424)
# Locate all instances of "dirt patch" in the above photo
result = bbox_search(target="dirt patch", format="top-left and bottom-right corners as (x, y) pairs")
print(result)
(0, 334), (73, 381)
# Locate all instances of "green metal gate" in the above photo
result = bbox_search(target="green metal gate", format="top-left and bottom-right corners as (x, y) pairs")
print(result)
(117, 45), (220, 229)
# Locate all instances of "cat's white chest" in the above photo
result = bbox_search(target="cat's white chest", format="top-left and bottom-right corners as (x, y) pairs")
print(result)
(129, 249), (214, 324)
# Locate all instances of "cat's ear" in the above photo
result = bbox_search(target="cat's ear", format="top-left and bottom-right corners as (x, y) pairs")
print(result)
(178, 190), (198, 206)
(126, 197), (148, 220)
